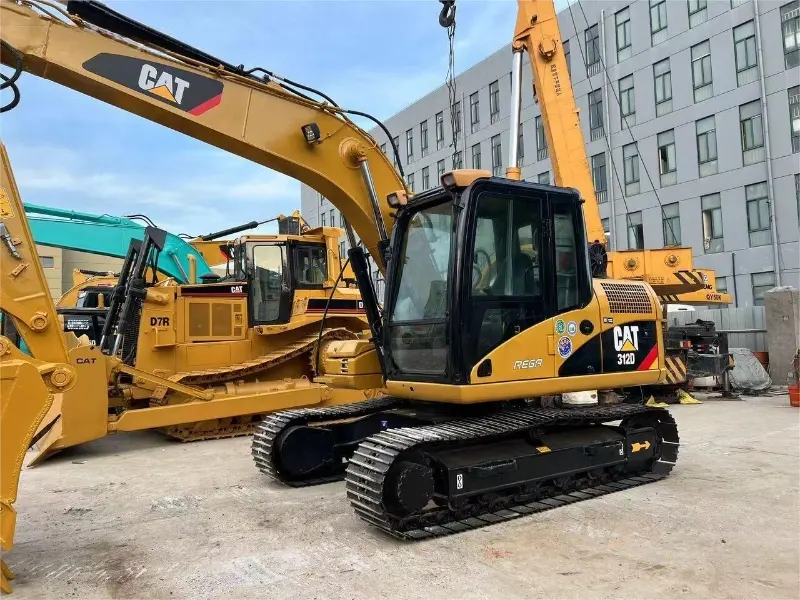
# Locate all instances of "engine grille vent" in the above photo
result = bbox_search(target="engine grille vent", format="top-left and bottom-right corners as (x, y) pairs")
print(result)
(600, 282), (652, 314)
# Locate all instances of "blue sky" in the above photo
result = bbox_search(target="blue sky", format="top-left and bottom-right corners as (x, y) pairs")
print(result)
(2, 0), (564, 236)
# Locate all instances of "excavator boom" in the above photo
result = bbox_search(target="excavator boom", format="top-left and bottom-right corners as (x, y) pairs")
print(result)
(0, 0), (404, 270)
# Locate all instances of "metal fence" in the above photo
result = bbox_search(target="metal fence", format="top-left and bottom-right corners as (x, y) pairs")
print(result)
(668, 306), (767, 352)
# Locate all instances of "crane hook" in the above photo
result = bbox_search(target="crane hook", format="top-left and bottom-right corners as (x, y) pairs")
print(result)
(439, 0), (456, 28)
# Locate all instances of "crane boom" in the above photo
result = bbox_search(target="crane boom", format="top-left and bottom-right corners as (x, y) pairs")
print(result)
(509, 0), (605, 245)
(0, 0), (404, 271)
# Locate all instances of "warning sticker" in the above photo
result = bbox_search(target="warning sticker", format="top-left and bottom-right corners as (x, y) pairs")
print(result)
(0, 187), (13, 219)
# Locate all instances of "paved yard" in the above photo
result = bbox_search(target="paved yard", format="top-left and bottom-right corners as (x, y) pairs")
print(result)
(7, 393), (799, 599)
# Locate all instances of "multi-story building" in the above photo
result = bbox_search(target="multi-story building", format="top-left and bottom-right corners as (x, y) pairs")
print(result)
(34, 246), (124, 300)
(302, 0), (800, 307)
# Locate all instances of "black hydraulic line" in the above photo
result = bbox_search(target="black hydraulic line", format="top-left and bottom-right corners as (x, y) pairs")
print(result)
(124, 213), (158, 227)
(0, 40), (23, 113)
(313, 254), (351, 375)
(341, 109), (405, 178)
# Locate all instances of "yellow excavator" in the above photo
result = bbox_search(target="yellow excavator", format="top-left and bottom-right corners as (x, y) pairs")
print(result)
(0, 0), (680, 590)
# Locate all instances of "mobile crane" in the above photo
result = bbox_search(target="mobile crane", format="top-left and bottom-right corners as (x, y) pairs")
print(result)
(0, 1), (679, 583)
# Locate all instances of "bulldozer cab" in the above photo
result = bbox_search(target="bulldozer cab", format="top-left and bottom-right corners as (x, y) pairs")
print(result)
(232, 237), (328, 326)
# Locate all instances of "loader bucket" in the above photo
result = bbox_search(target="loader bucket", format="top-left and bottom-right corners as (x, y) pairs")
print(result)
(28, 344), (111, 466)
(1, 359), (54, 593)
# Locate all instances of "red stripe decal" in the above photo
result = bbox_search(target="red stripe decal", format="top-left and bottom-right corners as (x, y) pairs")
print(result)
(188, 94), (222, 116)
(637, 344), (659, 371)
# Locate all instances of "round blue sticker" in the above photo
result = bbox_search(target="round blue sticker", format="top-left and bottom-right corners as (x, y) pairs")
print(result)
(558, 336), (572, 358)
(567, 321), (578, 336)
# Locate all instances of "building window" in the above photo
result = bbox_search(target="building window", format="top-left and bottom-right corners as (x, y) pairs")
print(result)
(330, 209), (335, 228)
(740, 100), (765, 165)
(491, 134), (503, 176)
(422, 166), (430, 190)
(435, 111), (444, 150)
(653, 58), (673, 117)
(591, 153), (607, 202)
(380, 142), (386, 155)
(701, 193), (724, 253)
(452, 101), (462, 139)
(650, 0), (668, 45)
(563, 39), (571, 78)
(437, 159), (445, 180)
(406, 172), (415, 193)
(453, 150), (463, 170)
(731, 0), (749, 7)
(789, 86), (800, 153)
(746, 182), (772, 247)
(471, 142), (481, 169)
(318, 191), (325, 205)
(321, 212), (326, 227)
(405, 128), (414, 164)
(517, 126), (525, 168)
(420, 120), (429, 157)
(691, 40), (713, 102)
(585, 24), (601, 75)
(588, 89), (604, 140)
(392, 135), (400, 168)
(616, 8), (632, 62)
(734, 21), (758, 86)
(782, 1), (799, 69)
(752, 272), (775, 306)
(339, 241), (346, 258)
(601, 217), (610, 242)
(657, 130), (677, 186)
(535, 115), (548, 160)
(623, 143), (640, 196)
(696, 115), (718, 177)
(619, 75), (635, 125)
(627, 211), (644, 249)
(538, 171), (550, 185)
(716, 276), (728, 294)
(662, 203), (681, 246)
(469, 92), (480, 133)
(489, 80), (500, 124)
(688, 0), (707, 28)
(39, 256), (55, 268)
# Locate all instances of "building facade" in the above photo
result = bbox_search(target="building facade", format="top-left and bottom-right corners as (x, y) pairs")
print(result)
(35, 246), (124, 300)
(301, 0), (800, 307)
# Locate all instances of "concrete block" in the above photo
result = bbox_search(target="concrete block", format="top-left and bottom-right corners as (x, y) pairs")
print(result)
(764, 287), (800, 385)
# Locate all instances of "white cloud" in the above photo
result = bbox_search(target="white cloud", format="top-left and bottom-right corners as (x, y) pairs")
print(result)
(11, 143), (300, 237)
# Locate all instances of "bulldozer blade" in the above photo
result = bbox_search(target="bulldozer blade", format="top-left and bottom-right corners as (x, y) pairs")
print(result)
(27, 345), (112, 466)
(1, 359), (55, 593)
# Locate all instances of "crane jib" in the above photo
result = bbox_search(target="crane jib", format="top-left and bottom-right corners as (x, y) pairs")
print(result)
(82, 53), (223, 116)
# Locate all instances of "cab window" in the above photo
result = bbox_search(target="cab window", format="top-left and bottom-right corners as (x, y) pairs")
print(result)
(295, 245), (327, 286)
(252, 245), (284, 322)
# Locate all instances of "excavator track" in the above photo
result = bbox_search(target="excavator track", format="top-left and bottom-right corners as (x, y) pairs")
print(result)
(344, 404), (678, 540)
(150, 328), (357, 442)
(252, 396), (400, 486)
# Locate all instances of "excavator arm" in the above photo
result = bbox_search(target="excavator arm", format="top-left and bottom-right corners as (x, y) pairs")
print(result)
(0, 0), (404, 271)
(24, 202), (214, 282)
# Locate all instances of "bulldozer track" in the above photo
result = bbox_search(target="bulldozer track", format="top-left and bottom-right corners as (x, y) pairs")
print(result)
(345, 404), (678, 539)
(149, 328), (357, 442)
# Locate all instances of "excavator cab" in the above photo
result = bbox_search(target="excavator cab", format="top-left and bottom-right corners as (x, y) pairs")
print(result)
(379, 172), (591, 384)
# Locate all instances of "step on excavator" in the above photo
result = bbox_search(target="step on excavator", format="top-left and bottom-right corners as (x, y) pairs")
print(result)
(0, 0), (685, 589)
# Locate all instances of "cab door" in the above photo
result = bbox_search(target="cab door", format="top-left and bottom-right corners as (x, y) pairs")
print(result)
(248, 243), (292, 325)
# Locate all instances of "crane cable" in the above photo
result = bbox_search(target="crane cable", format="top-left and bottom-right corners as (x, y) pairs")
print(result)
(440, 1), (459, 161)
